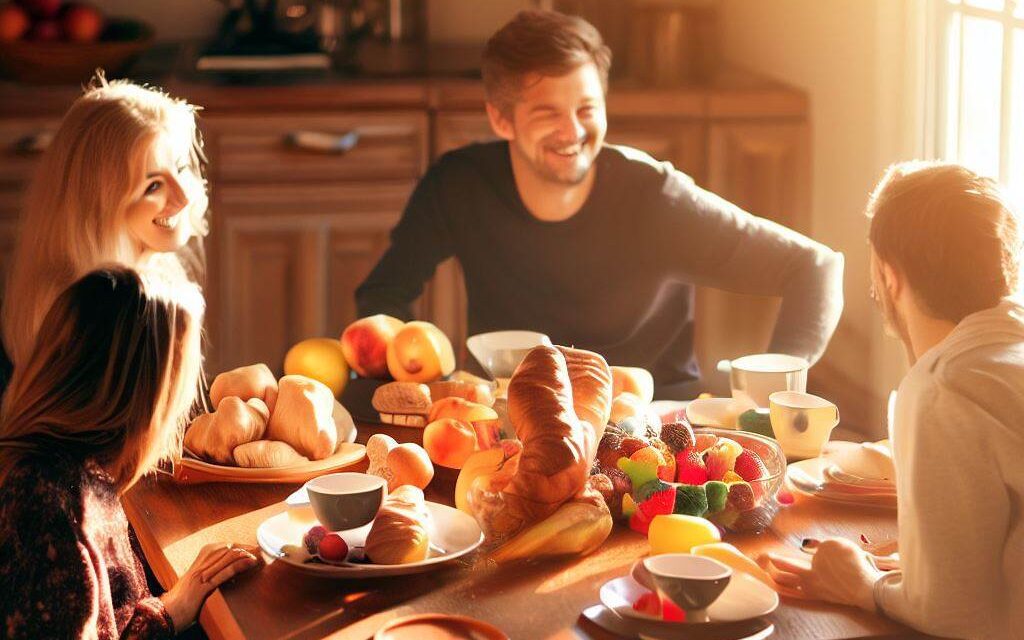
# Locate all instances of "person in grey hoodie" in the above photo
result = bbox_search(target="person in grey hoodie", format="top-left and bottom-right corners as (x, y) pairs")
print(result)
(765, 161), (1024, 640)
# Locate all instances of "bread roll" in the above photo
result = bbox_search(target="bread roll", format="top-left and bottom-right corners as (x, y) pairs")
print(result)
(210, 364), (279, 414)
(372, 381), (431, 427)
(184, 397), (269, 464)
(365, 485), (431, 564)
(266, 375), (337, 460)
(233, 440), (308, 468)
(610, 392), (646, 424)
(611, 366), (655, 405)
(428, 379), (495, 407)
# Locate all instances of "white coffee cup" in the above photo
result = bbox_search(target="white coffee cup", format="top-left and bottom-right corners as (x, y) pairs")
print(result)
(717, 353), (809, 409)
(769, 391), (840, 460)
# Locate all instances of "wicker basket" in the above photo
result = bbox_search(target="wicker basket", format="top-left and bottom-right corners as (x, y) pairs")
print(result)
(0, 21), (154, 85)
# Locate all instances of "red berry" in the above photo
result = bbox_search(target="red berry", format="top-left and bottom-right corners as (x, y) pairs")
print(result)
(675, 447), (708, 485)
(639, 488), (676, 520)
(734, 449), (769, 482)
(662, 598), (687, 622)
(633, 591), (660, 617)
(302, 525), (328, 554)
(317, 533), (349, 562)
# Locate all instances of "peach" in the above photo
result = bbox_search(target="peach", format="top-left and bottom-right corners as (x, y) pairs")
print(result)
(386, 321), (456, 383)
(341, 314), (404, 379)
(423, 418), (478, 469)
(611, 366), (655, 405)
(428, 396), (499, 424)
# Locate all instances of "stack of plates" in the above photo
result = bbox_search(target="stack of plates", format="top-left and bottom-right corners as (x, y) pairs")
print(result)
(786, 441), (897, 508)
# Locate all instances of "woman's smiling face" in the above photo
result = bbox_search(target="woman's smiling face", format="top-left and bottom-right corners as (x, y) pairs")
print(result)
(124, 132), (200, 255)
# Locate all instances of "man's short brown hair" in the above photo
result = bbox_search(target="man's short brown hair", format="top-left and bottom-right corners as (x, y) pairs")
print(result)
(482, 10), (612, 114)
(868, 161), (1022, 323)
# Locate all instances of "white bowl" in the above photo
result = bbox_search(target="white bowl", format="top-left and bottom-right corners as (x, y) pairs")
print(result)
(466, 330), (552, 379)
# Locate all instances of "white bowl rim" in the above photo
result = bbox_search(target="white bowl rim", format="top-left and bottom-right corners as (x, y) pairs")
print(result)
(305, 472), (386, 495)
(730, 353), (809, 373)
(466, 330), (552, 350)
(769, 390), (836, 409)
(644, 554), (733, 581)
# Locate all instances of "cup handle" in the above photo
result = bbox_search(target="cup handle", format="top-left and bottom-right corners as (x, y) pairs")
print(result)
(716, 359), (733, 374)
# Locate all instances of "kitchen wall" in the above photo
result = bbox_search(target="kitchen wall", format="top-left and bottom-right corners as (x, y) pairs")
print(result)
(91, 0), (531, 43)
(718, 0), (925, 436)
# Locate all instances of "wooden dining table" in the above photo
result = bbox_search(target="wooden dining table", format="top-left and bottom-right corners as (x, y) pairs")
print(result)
(123, 423), (936, 640)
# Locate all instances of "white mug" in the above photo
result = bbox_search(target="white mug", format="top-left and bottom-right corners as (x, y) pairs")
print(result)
(717, 353), (809, 409)
(769, 391), (840, 460)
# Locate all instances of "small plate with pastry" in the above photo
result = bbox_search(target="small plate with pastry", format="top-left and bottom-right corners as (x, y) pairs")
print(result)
(257, 484), (484, 577)
(174, 366), (366, 484)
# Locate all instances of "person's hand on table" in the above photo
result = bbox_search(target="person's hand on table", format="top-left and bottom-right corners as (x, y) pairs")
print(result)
(160, 542), (261, 632)
(762, 538), (884, 611)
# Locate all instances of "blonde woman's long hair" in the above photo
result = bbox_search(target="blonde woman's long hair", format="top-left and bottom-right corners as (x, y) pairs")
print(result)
(0, 266), (204, 492)
(2, 74), (208, 369)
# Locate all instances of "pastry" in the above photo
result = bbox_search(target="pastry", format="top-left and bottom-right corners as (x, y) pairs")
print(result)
(184, 397), (269, 465)
(365, 485), (431, 564)
(233, 440), (308, 468)
(366, 433), (399, 486)
(266, 375), (338, 460)
(611, 366), (655, 405)
(610, 392), (647, 424)
(210, 363), (279, 414)
(386, 443), (434, 491)
(372, 381), (432, 427)
(428, 379), (495, 407)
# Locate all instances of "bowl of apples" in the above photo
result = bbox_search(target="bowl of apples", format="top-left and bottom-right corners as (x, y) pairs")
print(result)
(0, 1), (153, 84)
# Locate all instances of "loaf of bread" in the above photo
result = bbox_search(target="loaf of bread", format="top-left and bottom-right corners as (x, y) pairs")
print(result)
(365, 485), (431, 564)
(372, 381), (432, 427)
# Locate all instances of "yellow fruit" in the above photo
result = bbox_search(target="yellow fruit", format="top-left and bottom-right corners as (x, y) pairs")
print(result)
(386, 321), (456, 383)
(490, 501), (612, 564)
(283, 338), (350, 397)
(648, 514), (721, 555)
(454, 441), (522, 513)
(691, 542), (775, 588)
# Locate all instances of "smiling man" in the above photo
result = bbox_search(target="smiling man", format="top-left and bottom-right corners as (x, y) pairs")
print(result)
(356, 10), (844, 398)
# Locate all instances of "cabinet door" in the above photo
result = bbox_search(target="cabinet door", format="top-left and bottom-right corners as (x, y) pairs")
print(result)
(696, 121), (811, 393)
(208, 181), (417, 375)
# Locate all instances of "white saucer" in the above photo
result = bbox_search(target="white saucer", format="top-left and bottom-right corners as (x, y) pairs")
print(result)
(599, 573), (778, 625)
(786, 442), (897, 509)
(582, 604), (775, 640)
(257, 500), (484, 578)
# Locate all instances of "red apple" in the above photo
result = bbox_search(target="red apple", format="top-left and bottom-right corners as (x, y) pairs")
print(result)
(29, 18), (61, 41)
(62, 3), (103, 43)
(0, 4), (30, 41)
(17, 0), (61, 19)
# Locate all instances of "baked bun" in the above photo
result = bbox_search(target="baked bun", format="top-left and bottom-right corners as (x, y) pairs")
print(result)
(266, 375), (337, 460)
(372, 382), (432, 427)
(210, 364), (279, 414)
(385, 443), (434, 491)
(428, 379), (495, 407)
(233, 440), (308, 467)
(184, 397), (269, 465)
(611, 366), (654, 405)
(365, 485), (431, 564)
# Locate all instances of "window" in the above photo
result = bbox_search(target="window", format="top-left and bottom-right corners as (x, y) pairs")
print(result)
(932, 0), (1024, 204)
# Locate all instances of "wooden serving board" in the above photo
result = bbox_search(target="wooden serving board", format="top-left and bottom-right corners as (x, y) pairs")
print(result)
(173, 442), (367, 484)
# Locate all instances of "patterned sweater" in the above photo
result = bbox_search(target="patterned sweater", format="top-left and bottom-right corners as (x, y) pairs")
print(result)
(0, 454), (175, 639)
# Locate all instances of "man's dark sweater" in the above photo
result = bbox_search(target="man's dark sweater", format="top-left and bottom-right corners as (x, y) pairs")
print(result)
(356, 142), (844, 399)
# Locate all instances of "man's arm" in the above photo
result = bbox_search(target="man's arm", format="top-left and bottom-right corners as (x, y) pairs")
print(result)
(659, 171), (844, 365)
(355, 165), (455, 320)
(875, 382), (1009, 638)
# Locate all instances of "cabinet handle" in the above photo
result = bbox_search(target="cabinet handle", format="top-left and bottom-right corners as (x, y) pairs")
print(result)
(13, 131), (53, 154)
(286, 130), (360, 154)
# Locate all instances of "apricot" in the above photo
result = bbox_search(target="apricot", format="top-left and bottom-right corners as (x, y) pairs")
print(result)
(428, 396), (499, 424)
(423, 418), (478, 469)
(284, 338), (350, 397)
(386, 321), (456, 383)
(341, 314), (404, 379)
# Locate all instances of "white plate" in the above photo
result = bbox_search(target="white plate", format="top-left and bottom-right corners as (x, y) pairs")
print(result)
(257, 501), (484, 578)
(599, 574), (778, 625)
(785, 442), (897, 509)
(582, 604), (775, 640)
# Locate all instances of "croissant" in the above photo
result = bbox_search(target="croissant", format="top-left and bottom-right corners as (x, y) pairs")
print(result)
(265, 375), (337, 460)
(184, 397), (269, 464)
(233, 440), (308, 467)
(481, 345), (612, 542)
(365, 485), (431, 564)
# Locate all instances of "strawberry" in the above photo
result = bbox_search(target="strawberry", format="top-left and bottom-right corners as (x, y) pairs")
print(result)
(675, 447), (708, 485)
(733, 449), (769, 482)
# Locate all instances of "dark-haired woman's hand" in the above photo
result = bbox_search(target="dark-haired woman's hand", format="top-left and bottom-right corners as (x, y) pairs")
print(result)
(160, 542), (260, 632)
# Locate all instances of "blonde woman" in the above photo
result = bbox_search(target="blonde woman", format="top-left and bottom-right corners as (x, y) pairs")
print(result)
(0, 267), (258, 638)
(1, 73), (209, 373)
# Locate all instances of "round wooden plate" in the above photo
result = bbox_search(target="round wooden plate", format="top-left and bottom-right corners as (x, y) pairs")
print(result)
(174, 442), (366, 484)
(374, 614), (507, 640)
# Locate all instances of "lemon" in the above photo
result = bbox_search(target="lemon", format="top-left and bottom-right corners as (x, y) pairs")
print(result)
(648, 514), (721, 555)
(284, 338), (350, 397)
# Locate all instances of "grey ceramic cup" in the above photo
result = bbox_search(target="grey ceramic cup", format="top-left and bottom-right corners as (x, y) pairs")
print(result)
(641, 554), (732, 623)
(304, 472), (387, 531)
